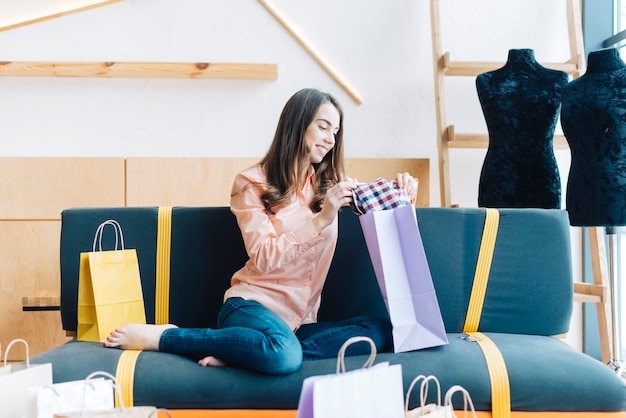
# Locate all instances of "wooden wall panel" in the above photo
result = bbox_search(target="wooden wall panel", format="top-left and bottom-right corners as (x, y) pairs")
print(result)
(0, 222), (71, 360)
(126, 158), (259, 207)
(0, 157), (126, 220)
(0, 158), (125, 359)
(127, 157), (429, 207)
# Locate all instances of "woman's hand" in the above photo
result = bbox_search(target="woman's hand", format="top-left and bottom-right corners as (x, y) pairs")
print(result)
(313, 181), (356, 232)
(395, 172), (419, 201)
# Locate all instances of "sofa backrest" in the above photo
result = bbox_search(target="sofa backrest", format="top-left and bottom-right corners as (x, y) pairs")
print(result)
(60, 206), (573, 336)
(435, 207), (573, 334)
(60, 207), (247, 330)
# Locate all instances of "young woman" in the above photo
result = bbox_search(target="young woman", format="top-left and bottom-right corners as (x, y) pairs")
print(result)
(103, 88), (418, 374)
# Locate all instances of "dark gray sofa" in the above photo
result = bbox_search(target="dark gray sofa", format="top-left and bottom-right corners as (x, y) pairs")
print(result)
(32, 207), (626, 413)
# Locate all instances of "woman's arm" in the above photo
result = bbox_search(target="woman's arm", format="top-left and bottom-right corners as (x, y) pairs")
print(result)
(230, 172), (323, 274)
(312, 180), (356, 232)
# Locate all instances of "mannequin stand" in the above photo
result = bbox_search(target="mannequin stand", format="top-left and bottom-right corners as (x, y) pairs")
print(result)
(606, 227), (624, 377)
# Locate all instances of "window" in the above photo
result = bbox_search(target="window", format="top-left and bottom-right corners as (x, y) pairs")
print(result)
(579, 1), (626, 363)
(606, 0), (626, 56)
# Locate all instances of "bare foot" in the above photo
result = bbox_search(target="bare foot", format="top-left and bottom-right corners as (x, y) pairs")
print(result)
(198, 356), (227, 368)
(102, 324), (177, 351)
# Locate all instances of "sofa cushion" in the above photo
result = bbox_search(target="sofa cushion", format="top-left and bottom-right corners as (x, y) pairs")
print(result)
(32, 334), (625, 411)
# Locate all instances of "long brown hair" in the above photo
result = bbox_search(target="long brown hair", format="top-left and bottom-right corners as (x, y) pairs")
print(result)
(260, 88), (345, 213)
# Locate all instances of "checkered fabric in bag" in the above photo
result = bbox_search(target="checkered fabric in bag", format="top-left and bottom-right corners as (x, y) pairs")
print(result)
(351, 177), (411, 215)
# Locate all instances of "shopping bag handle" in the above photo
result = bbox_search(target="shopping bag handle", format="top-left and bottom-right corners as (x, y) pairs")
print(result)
(38, 378), (103, 398)
(80, 372), (172, 417)
(444, 385), (477, 418)
(92, 219), (125, 252)
(405, 374), (426, 412)
(405, 374), (442, 414)
(335, 336), (376, 374)
(83, 371), (125, 411)
(3, 338), (29, 368)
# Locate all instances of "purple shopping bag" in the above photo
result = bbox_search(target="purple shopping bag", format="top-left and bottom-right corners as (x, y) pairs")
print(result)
(359, 204), (448, 352)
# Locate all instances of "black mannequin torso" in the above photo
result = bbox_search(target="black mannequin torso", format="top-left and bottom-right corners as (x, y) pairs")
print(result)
(561, 48), (626, 226)
(476, 48), (569, 208)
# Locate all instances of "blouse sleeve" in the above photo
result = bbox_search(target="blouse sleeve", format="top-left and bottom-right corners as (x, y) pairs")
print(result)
(230, 172), (323, 274)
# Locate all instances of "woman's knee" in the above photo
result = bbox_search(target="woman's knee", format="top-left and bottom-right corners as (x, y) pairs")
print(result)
(260, 336), (303, 374)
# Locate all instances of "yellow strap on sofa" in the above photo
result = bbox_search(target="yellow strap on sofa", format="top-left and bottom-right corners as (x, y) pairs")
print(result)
(464, 208), (499, 333)
(115, 349), (142, 407)
(156, 206), (173, 325)
(113, 208), (170, 407)
(462, 208), (510, 418)
(466, 331), (511, 418)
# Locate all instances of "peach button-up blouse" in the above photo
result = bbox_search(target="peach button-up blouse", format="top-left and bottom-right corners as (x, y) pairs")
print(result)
(224, 164), (338, 330)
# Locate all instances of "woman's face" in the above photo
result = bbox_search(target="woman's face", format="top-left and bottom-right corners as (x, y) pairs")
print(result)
(304, 102), (341, 165)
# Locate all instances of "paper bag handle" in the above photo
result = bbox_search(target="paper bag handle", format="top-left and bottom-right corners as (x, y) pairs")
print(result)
(73, 372), (171, 417)
(39, 377), (104, 399)
(444, 385), (477, 418)
(92, 219), (125, 252)
(405, 375), (426, 412)
(3, 338), (29, 367)
(83, 371), (125, 412)
(335, 336), (376, 374)
(405, 374), (442, 414)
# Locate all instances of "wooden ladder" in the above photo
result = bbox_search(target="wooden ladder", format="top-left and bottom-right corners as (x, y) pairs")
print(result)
(430, 0), (613, 364)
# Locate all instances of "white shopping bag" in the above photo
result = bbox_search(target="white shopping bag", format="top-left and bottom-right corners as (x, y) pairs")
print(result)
(0, 339), (53, 418)
(443, 385), (477, 418)
(27, 376), (114, 418)
(52, 371), (160, 418)
(405, 375), (451, 418)
(296, 336), (405, 418)
(405, 375), (477, 418)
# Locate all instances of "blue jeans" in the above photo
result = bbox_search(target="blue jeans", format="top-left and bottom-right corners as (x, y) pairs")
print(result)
(159, 297), (392, 375)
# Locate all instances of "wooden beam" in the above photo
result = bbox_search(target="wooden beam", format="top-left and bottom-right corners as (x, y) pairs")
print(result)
(566, 0), (586, 78)
(0, 61), (278, 80)
(22, 292), (61, 311)
(442, 53), (580, 77)
(430, 0), (452, 207)
(587, 227), (613, 364)
(574, 282), (605, 303)
(446, 126), (570, 150)
(257, 0), (362, 105)
(0, 0), (124, 32)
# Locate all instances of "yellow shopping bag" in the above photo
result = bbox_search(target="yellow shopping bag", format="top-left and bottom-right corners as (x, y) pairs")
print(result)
(77, 220), (147, 342)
